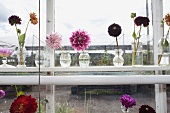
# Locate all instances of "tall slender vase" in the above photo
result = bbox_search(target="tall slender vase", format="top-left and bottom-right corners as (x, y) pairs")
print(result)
(113, 49), (124, 66)
(132, 41), (143, 66)
(16, 45), (27, 67)
(158, 37), (170, 66)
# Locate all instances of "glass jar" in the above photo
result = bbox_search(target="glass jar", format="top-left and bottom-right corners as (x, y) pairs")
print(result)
(132, 41), (143, 66)
(113, 49), (124, 66)
(35, 50), (47, 67)
(79, 51), (90, 67)
(158, 37), (169, 66)
(60, 51), (71, 67)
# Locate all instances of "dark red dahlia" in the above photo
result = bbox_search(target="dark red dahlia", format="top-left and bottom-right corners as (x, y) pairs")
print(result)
(10, 95), (38, 113)
(139, 105), (156, 113)
(134, 16), (150, 27)
(108, 23), (122, 37)
(8, 15), (22, 26)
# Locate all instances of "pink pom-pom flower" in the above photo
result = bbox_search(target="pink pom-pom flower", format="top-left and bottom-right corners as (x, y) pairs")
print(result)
(46, 32), (62, 49)
(69, 29), (91, 51)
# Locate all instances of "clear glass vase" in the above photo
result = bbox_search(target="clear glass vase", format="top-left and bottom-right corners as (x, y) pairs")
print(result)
(121, 106), (129, 113)
(132, 41), (143, 66)
(35, 50), (47, 67)
(79, 51), (90, 67)
(158, 37), (169, 66)
(60, 51), (71, 67)
(16, 45), (27, 67)
(113, 49), (124, 66)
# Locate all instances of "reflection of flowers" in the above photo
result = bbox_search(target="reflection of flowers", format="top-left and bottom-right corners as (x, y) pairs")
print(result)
(108, 23), (122, 56)
(8, 12), (38, 65)
(0, 90), (5, 99)
(139, 105), (156, 113)
(0, 48), (13, 57)
(69, 29), (91, 51)
(10, 95), (38, 113)
(46, 32), (62, 49)
(120, 94), (136, 111)
(158, 13), (170, 65)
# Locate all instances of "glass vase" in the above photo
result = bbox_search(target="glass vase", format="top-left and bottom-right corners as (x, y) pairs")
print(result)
(113, 49), (124, 66)
(35, 50), (47, 67)
(60, 51), (71, 67)
(16, 46), (27, 67)
(132, 41), (143, 66)
(121, 106), (129, 113)
(158, 37), (169, 66)
(79, 51), (90, 67)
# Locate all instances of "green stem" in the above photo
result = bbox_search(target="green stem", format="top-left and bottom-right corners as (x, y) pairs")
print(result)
(25, 20), (30, 35)
(14, 85), (19, 97)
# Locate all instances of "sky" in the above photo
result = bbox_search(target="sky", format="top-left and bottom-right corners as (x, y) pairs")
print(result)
(0, 0), (169, 47)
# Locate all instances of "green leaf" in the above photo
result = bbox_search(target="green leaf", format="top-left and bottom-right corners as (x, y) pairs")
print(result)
(132, 32), (136, 39)
(19, 34), (25, 46)
(161, 38), (169, 48)
(131, 13), (136, 18)
(17, 91), (25, 97)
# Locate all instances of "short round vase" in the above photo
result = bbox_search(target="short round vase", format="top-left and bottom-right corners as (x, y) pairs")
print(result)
(79, 51), (90, 67)
(60, 51), (71, 67)
(113, 49), (124, 66)
(35, 50), (47, 67)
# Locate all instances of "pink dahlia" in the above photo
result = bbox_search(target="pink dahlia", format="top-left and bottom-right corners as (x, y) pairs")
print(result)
(69, 29), (91, 51)
(0, 48), (13, 57)
(46, 32), (62, 49)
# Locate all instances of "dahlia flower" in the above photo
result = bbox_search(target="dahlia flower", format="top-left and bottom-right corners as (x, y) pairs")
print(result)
(0, 90), (5, 99)
(0, 48), (13, 57)
(70, 29), (91, 51)
(108, 23), (122, 56)
(10, 95), (38, 113)
(8, 12), (38, 47)
(139, 105), (156, 113)
(46, 32), (62, 49)
(120, 94), (136, 111)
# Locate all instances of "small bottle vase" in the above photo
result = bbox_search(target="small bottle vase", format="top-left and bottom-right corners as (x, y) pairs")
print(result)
(60, 51), (71, 67)
(113, 49), (124, 66)
(79, 51), (90, 67)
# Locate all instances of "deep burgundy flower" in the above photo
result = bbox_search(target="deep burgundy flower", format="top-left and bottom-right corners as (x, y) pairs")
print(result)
(134, 16), (150, 27)
(8, 15), (22, 26)
(70, 29), (91, 51)
(10, 95), (38, 113)
(0, 90), (5, 99)
(120, 94), (136, 110)
(108, 23), (122, 37)
(139, 105), (156, 113)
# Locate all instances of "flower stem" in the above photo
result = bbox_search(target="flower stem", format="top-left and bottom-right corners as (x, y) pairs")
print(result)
(116, 37), (119, 56)
(25, 20), (30, 35)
